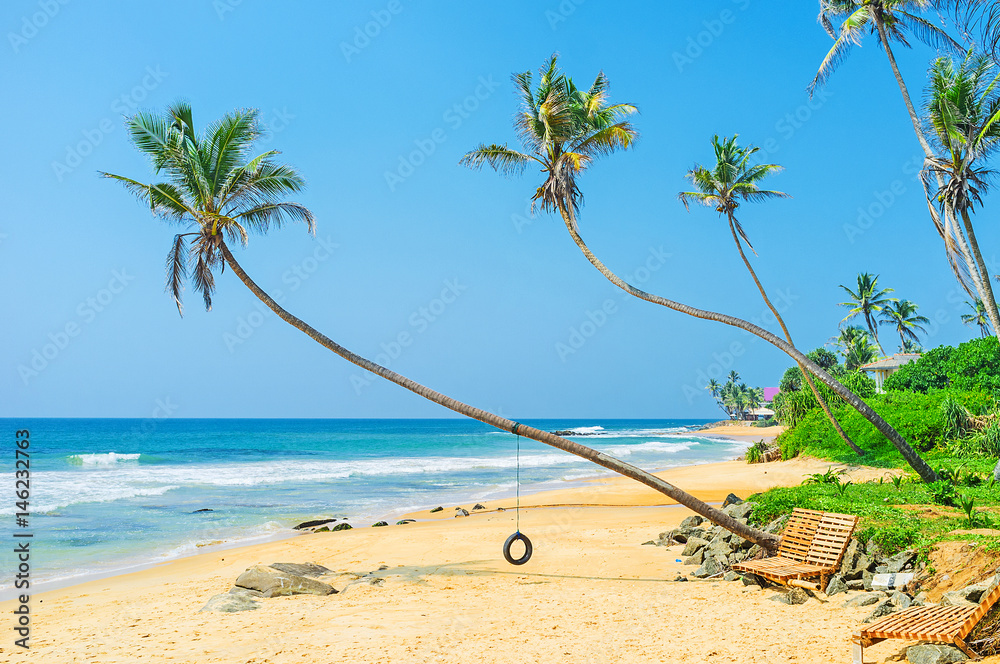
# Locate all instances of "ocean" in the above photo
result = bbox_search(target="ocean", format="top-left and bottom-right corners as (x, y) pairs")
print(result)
(0, 418), (749, 597)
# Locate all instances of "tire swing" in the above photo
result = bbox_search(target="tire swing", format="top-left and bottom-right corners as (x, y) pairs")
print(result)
(503, 424), (532, 566)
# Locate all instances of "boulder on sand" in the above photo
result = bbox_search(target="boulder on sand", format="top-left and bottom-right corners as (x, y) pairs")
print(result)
(293, 518), (336, 530)
(235, 565), (336, 598)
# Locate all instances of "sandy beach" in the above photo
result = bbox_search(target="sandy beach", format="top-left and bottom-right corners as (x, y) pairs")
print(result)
(3, 451), (966, 664)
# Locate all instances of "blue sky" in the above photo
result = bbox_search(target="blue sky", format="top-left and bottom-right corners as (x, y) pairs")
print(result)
(2, 1), (992, 419)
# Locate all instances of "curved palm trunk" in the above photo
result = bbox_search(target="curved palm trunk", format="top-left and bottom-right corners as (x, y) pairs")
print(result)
(218, 242), (778, 550)
(866, 312), (887, 357)
(960, 208), (1000, 337)
(725, 216), (865, 456)
(875, 14), (1000, 344)
(555, 203), (937, 483)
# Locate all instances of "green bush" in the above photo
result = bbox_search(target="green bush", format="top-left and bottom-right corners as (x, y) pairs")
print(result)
(885, 337), (1000, 394)
(854, 523), (920, 555)
(774, 389), (995, 465)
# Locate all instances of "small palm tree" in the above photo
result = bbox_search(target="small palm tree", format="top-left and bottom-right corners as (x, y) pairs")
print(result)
(103, 104), (782, 548)
(679, 134), (862, 454)
(464, 57), (938, 482)
(880, 299), (930, 351)
(839, 272), (897, 355)
(836, 325), (880, 370)
(727, 369), (741, 385)
(962, 298), (993, 337)
(924, 50), (1000, 341)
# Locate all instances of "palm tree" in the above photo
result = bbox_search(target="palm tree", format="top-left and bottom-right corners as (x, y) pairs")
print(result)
(103, 103), (777, 547)
(901, 338), (925, 353)
(706, 378), (729, 417)
(835, 325), (880, 369)
(811, 2), (975, 303)
(962, 298), (993, 337)
(463, 57), (938, 482)
(727, 369), (740, 384)
(880, 299), (930, 350)
(679, 135), (864, 455)
(839, 273), (897, 355)
(923, 50), (1000, 340)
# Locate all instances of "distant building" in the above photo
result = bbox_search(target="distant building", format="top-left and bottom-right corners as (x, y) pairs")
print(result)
(748, 407), (775, 421)
(859, 353), (922, 392)
(762, 387), (780, 403)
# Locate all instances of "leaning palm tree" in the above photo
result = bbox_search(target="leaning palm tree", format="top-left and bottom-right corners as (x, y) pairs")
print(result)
(102, 103), (776, 547)
(810, 2), (976, 305)
(839, 273), (897, 355)
(880, 299), (930, 350)
(962, 297), (993, 337)
(924, 50), (1000, 339)
(706, 378), (730, 417)
(463, 56), (939, 482)
(679, 135), (864, 455)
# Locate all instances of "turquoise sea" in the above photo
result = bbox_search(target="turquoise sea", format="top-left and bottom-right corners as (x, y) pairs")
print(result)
(0, 418), (748, 597)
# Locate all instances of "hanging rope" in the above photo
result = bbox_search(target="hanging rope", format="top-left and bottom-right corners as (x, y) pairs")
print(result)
(503, 422), (532, 565)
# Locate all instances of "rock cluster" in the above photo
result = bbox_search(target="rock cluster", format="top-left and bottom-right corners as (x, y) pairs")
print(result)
(654, 501), (765, 579)
(199, 562), (339, 612)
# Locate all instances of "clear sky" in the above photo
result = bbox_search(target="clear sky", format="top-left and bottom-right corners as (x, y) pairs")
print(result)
(2, 1), (992, 419)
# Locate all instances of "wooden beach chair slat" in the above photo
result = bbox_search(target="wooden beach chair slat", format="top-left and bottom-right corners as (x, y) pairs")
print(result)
(852, 576), (1000, 663)
(732, 509), (857, 593)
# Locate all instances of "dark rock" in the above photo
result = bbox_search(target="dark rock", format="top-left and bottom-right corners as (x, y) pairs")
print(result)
(199, 592), (260, 613)
(826, 575), (849, 596)
(875, 564), (889, 575)
(885, 550), (917, 574)
(681, 537), (710, 557)
(331, 523), (352, 531)
(707, 538), (734, 559)
(472, 504), (486, 511)
(863, 598), (898, 623)
(455, 506), (464, 510)
(723, 571), (740, 582)
(372, 521), (389, 527)
(497, 507), (505, 512)
(293, 518), (336, 530)
(268, 562), (331, 578)
(769, 588), (809, 605)
(641, 540), (657, 546)
(763, 515), (791, 535)
(847, 580), (865, 591)
(890, 591), (913, 610)
(863, 570), (874, 591)
(314, 527), (330, 532)
(839, 539), (861, 578)
(721, 493), (743, 508)
(741, 574), (762, 587)
(430, 506), (444, 513)
(906, 644), (969, 663)
(235, 565), (336, 597)
(454, 508), (469, 517)
(692, 557), (722, 578)
(680, 516), (704, 530)
(192, 508), (214, 513)
(396, 519), (416, 525)
(843, 591), (885, 608)
(723, 501), (754, 522)
(672, 574), (688, 582)
(683, 549), (705, 566)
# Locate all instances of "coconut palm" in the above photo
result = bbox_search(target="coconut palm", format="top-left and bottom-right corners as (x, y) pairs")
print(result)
(923, 50), (1000, 340)
(706, 378), (729, 417)
(901, 338), (925, 353)
(463, 57), (938, 481)
(679, 135), (863, 455)
(727, 369), (741, 384)
(835, 325), (881, 369)
(962, 297), (993, 336)
(811, 2), (976, 302)
(103, 104), (779, 547)
(839, 273), (897, 354)
(880, 299), (930, 350)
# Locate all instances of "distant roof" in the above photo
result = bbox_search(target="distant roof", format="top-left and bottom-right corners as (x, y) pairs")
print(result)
(859, 353), (922, 371)
(762, 387), (780, 402)
(751, 407), (775, 416)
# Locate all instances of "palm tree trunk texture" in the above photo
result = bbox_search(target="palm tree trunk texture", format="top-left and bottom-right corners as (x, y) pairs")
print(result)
(725, 216), (865, 456)
(960, 208), (1000, 338)
(555, 202), (938, 483)
(875, 14), (1000, 344)
(218, 241), (779, 550)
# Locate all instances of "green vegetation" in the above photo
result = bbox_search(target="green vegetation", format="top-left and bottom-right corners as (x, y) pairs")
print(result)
(883, 337), (1000, 393)
(706, 373), (765, 421)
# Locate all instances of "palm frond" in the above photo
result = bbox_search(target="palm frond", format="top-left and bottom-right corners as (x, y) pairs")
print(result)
(165, 233), (188, 316)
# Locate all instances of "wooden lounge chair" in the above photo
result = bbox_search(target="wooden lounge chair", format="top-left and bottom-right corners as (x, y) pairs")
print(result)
(852, 580), (1000, 663)
(732, 508), (859, 592)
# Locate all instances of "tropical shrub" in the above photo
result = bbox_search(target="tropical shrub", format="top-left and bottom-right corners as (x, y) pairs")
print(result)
(885, 338), (1000, 394)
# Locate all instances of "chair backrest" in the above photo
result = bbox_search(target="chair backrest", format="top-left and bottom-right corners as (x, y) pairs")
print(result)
(958, 576), (1000, 638)
(804, 512), (859, 569)
(777, 508), (825, 562)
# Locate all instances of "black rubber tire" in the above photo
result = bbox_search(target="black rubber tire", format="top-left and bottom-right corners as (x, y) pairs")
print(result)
(503, 531), (532, 565)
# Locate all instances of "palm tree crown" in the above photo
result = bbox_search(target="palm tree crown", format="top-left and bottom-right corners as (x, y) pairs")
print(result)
(962, 298), (993, 337)
(460, 54), (638, 226)
(678, 135), (789, 253)
(879, 299), (930, 349)
(810, 0), (963, 95)
(839, 272), (897, 353)
(101, 103), (314, 315)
